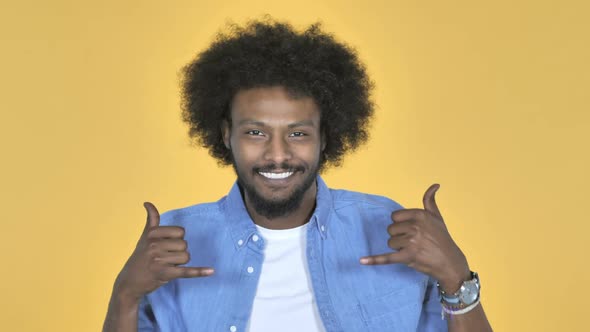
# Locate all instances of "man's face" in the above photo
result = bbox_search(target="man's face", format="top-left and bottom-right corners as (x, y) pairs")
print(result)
(223, 86), (324, 219)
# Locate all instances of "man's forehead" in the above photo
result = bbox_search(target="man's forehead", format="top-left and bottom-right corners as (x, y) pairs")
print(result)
(230, 86), (320, 124)
(236, 119), (317, 128)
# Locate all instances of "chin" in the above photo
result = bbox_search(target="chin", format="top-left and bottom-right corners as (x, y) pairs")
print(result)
(237, 170), (318, 219)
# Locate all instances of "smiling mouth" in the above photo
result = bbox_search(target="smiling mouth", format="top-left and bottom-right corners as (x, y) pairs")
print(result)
(258, 171), (295, 180)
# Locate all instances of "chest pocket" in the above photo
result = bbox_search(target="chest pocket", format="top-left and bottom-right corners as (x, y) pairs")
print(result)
(358, 281), (426, 331)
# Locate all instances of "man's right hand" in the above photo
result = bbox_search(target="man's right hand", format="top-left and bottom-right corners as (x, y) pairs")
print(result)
(113, 202), (214, 304)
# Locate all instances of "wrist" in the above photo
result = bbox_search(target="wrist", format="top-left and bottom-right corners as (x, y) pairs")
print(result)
(438, 266), (471, 294)
(112, 279), (142, 308)
(108, 292), (141, 322)
(115, 290), (141, 308)
(438, 270), (481, 310)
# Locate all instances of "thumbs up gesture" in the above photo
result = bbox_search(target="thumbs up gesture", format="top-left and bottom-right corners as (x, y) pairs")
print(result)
(113, 202), (214, 303)
(360, 184), (471, 292)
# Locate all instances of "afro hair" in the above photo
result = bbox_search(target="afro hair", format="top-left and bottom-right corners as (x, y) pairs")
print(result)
(180, 17), (375, 170)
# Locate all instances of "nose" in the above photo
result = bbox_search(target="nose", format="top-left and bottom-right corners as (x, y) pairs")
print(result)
(263, 135), (292, 165)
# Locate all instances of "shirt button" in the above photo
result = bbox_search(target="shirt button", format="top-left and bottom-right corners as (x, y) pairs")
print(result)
(320, 225), (325, 232)
(247, 266), (254, 273)
(237, 239), (244, 246)
(230, 326), (237, 332)
(252, 234), (259, 242)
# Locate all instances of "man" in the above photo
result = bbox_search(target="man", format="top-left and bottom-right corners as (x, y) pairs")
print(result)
(103, 19), (492, 331)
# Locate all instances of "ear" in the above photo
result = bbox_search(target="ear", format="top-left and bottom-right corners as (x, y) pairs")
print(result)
(320, 130), (327, 152)
(222, 119), (231, 150)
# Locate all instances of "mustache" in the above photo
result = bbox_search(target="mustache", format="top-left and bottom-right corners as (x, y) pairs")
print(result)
(254, 162), (305, 173)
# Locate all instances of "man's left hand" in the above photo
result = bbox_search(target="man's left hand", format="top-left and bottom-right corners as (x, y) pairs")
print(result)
(360, 184), (471, 293)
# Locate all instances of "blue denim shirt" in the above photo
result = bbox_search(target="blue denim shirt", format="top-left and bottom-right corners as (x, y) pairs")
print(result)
(139, 177), (447, 331)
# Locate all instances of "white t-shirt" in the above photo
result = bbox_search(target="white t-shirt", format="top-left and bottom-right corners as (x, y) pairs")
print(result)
(246, 222), (326, 332)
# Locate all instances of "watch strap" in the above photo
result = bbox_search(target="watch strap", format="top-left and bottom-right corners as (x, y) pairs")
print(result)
(437, 271), (480, 306)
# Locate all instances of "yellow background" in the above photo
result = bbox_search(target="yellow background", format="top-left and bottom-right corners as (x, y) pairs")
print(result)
(1, 0), (588, 331)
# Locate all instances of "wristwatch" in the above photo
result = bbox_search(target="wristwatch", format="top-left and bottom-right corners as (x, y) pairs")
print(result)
(437, 271), (480, 306)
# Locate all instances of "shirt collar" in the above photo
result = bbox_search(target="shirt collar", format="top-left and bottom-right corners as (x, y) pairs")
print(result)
(224, 180), (258, 250)
(223, 175), (334, 248)
(311, 176), (333, 239)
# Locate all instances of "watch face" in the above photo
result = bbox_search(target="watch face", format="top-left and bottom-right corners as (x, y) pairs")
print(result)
(459, 282), (479, 305)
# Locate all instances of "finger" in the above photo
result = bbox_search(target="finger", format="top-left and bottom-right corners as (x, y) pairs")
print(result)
(153, 239), (188, 252)
(387, 220), (417, 237)
(391, 208), (426, 223)
(360, 251), (409, 265)
(143, 202), (160, 230)
(387, 234), (411, 250)
(147, 226), (186, 239)
(161, 266), (215, 279)
(154, 251), (191, 265)
(422, 184), (443, 220)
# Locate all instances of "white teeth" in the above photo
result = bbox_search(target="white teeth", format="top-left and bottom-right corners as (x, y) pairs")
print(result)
(259, 171), (294, 179)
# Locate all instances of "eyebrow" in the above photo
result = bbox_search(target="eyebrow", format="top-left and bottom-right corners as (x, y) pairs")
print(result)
(236, 120), (266, 127)
(236, 119), (317, 128)
(288, 120), (316, 128)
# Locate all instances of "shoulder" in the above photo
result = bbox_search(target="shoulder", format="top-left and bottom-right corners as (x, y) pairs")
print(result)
(325, 187), (405, 229)
(158, 197), (226, 227)
(329, 188), (404, 212)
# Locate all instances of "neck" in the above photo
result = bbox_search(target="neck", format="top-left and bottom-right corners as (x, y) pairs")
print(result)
(244, 181), (318, 230)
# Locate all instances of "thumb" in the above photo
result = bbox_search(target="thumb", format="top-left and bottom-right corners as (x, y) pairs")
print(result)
(143, 202), (160, 229)
(422, 184), (443, 220)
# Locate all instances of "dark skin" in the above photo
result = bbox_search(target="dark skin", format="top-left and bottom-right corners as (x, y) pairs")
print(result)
(103, 86), (492, 331)
(102, 203), (214, 332)
(361, 184), (492, 331)
(222, 86), (325, 230)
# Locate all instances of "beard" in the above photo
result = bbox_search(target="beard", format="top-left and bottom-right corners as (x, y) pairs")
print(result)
(231, 158), (320, 220)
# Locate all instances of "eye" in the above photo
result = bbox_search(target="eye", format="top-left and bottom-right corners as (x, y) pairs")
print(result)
(289, 132), (307, 137)
(246, 130), (264, 136)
